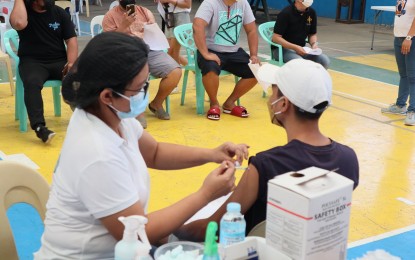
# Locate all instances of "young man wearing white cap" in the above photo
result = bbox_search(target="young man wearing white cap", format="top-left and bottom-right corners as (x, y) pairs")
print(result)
(175, 59), (359, 239)
(271, 0), (330, 69)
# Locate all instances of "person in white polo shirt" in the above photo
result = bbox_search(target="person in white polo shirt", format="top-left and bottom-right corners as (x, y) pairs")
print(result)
(381, 0), (415, 126)
(174, 59), (359, 240)
(35, 32), (249, 259)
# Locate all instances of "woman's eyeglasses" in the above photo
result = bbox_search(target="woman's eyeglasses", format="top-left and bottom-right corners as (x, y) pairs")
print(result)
(125, 81), (149, 97)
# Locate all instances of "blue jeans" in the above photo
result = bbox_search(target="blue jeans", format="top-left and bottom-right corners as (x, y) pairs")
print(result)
(273, 48), (330, 69)
(394, 37), (415, 112)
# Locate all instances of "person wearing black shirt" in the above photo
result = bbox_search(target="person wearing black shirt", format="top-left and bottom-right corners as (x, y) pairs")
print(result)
(174, 60), (359, 240)
(10, 0), (78, 143)
(272, 0), (330, 69)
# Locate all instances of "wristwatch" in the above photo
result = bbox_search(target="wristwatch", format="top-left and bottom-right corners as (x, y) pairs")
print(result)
(405, 35), (413, 41)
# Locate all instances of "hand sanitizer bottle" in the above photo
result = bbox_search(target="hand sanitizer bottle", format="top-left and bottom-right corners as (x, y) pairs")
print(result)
(203, 222), (220, 260)
(115, 215), (152, 260)
(135, 216), (153, 260)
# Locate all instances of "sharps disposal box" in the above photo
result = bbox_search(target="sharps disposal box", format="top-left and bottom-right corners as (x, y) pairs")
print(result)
(266, 166), (354, 260)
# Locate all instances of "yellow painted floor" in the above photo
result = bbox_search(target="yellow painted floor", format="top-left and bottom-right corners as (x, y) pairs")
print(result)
(1, 56), (414, 244)
(338, 54), (398, 72)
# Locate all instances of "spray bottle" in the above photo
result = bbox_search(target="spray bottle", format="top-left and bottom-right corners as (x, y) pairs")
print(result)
(203, 221), (220, 260)
(114, 215), (152, 260)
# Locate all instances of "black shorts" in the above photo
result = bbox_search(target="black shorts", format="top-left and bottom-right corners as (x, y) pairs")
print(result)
(197, 48), (255, 79)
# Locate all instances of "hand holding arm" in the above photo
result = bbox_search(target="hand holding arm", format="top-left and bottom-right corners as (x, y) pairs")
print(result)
(139, 132), (249, 170)
(212, 142), (249, 165)
(10, 0), (28, 30)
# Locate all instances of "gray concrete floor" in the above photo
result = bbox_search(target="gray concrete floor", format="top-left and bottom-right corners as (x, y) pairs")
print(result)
(77, 0), (395, 58)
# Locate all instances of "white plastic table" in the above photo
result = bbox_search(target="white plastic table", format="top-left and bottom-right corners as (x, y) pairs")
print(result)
(370, 6), (395, 50)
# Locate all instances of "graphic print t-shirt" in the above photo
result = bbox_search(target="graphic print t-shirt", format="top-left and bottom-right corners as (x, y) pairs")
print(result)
(17, 6), (75, 62)
(195, 0), (255, 53)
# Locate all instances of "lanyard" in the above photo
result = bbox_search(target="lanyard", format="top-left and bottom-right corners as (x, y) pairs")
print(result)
(227, 5), (230, 19)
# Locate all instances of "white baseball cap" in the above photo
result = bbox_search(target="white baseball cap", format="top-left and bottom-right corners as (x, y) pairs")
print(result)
(302, 0), (313, 8)
(257, 59), (332, 114)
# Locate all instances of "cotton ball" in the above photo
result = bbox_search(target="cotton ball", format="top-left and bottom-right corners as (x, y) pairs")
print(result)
(354, 249), (401, 260)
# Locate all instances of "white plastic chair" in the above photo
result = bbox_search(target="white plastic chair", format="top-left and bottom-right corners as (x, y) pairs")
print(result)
(109, 0), (119, 10)
(247, 221), (266, 238)
(90, 14), (104, 37)
(55, 0), (81, 36)
(70, 0), (81, 36)
(0, 2), (12, 28)
(0, 161), (50, 259)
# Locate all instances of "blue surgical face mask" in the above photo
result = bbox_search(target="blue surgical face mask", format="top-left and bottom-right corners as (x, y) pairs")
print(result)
(109, 88), (149, 119)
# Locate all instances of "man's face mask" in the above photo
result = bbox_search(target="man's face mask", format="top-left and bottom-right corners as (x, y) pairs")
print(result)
(267, 96), (284, 126)
(302, 0), (313, 8)
(119, 0), (136, 9)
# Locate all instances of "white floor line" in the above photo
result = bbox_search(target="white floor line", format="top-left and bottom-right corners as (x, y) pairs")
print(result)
(348, 224), (415, 248)
(332, 90), (389, 108)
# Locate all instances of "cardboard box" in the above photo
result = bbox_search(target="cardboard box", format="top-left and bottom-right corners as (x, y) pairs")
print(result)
(223, 236), (291, 260)
(266, 167), (354, 260)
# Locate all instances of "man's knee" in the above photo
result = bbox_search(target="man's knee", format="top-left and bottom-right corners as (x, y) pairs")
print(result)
(316, 55), (330, 69)
(21, 76), (45, 90)
(165, 67), (182, 81)
(203, 71), (219, 78)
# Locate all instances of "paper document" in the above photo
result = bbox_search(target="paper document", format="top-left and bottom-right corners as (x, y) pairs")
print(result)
(157, 2), (166, 18)
(303, 46), (322, 55)
(0, 150), (40, 169)
(248, 62), (271, 92)
(143, 23), (170, 51)
(185, 193), (231, 224)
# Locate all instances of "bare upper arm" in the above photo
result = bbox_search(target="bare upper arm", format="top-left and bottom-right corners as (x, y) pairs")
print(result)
(100, 201), (145, 241)
(209, 163), (260, 222)
(243, 21), (257, 34)
(138, 131), (158, 168)
(193, 17), (207, 31)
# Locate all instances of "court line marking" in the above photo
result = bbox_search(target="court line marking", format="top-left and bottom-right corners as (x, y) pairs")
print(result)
(256, 53), (415, 132)
(348, 224), (415, 248)
(396, 197), (415, 206)
(332, 90), (388, 108)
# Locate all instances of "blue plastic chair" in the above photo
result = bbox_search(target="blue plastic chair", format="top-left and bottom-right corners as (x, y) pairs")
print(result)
(3, 29), (62, 132)
(174, 23), (239, 115)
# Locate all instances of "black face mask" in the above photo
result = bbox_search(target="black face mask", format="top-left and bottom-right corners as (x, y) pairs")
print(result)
(42, 0), (55, 11)
(119, 0), (135, 8)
